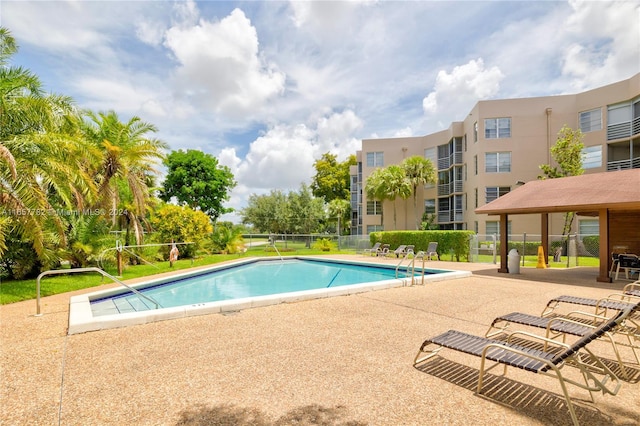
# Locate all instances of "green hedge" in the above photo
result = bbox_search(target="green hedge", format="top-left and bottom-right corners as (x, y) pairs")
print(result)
(370, 230), (475, 262)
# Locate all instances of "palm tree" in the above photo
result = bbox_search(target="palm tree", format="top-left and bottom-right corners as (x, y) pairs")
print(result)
(365, 167), (388, 231)
(383, 165), (412, 229)
(0, 27), (92, 267)
(401, 156), (436, 229)
(328, 198), (351, 235)
(81, 110), (168, 245)
(365, 166), (412, 230)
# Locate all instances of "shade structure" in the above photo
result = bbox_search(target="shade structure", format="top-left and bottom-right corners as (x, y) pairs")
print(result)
(475, 169), (640, 282)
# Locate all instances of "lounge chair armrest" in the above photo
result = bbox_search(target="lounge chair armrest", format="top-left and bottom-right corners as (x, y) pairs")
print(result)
(603, 293), (640, 302)
(546, 316), (597, 332)
(563, 310), (610, 323)
(506, 330), (571, 349)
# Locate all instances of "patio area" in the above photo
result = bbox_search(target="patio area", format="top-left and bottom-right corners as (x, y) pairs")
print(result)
(1, 256), (639, 425)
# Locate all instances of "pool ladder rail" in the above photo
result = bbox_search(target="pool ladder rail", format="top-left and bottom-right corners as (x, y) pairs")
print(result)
(395, 250), (426, 285)
(35, 267), (160, 316)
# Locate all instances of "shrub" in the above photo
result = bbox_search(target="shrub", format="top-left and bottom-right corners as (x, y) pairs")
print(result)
(369, 230), (474, 261)
(150, 204), (213, 259)
(312, 238), (336, 252)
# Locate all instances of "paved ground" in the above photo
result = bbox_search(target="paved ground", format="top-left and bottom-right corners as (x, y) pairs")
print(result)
(1, 256), (639, 425)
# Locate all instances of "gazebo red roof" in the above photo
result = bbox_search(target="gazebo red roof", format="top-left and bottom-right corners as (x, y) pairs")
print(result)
(475, 169), (640, 216)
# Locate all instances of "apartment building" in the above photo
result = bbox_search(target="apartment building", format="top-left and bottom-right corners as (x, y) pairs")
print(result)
(350, 73), (640, 236)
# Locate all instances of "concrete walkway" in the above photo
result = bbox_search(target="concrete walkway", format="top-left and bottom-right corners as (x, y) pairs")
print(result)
(1, 256), (638, 425)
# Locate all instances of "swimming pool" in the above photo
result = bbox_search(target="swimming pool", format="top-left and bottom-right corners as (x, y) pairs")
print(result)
(68, 256), (471, 334)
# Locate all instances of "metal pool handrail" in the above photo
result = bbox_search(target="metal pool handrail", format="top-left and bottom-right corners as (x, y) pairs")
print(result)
(35, 267), (160, 316)
(396, 251), (426, 285)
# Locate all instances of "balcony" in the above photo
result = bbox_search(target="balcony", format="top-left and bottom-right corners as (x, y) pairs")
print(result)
(607, 156), (640, 171)
(437, 152), (463, 170)
(437, 180), (464, 196)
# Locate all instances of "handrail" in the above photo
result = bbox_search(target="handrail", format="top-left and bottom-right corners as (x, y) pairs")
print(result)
(396, 251), (415, 284)
(269, 237), (283, 261)
(396, 250), (422, 284)
(36, 267), (160, 316)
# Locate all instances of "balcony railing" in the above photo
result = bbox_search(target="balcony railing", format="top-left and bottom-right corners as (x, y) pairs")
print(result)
(607, 156), (640, 171)
(437, 209), (464, 223)
(437, 152), (463, 170)
(437, 181), (464, 196)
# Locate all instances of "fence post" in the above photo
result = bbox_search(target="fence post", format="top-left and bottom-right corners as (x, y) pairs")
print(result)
(492, 234), (497, 264)
(522, 232), (526, 267)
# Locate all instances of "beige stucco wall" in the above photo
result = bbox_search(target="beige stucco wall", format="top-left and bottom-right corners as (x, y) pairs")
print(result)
(356, 73), (640, 236)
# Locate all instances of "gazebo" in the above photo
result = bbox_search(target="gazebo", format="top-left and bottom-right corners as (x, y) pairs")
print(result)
(475, 169), (640, 282)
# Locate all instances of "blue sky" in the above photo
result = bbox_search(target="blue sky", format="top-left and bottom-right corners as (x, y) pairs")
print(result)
(2, 0), (639, 222)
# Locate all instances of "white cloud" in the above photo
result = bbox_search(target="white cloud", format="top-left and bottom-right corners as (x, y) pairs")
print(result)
(135, 20), (166, 47)
(422, 59), (504, 126)
(561, 0), (640, 90)
(164, 8), (286, 119)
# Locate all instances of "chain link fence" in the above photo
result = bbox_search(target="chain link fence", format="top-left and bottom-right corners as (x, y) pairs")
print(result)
(470, 233), (600, 267)
(242, 233), (369, 252)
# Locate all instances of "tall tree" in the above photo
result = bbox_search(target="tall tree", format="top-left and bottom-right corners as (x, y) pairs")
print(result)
(288, 183), (326, 239)
(401, 155), (436, 229)
(0, 27), (91, 270)
(81, 110), (167, 245)
(364, 167), (388, 231)
(328, 198), (351, 235)
(382, 165), (412, 230)
(539, 125), (585, 235)
(241, 190), (290, 233)
(160, 149), (236, 221)
(311, 153), (356, 203)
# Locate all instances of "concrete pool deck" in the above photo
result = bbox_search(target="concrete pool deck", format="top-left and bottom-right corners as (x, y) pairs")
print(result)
(1, 255), (639, 425)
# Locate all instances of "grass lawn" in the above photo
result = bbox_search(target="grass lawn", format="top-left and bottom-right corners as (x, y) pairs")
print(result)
(0, 243), (355, 305)
(2, 245), (602, 305)
(474, 254), (600, 268)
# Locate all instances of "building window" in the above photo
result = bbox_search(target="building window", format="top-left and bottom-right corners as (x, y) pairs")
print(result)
(366, 225), (383, 234)
(474, 121), (478, 142)
(486, 221), (499, 236)
(366, 200), (382, 215)
(484, 118), (511, 139)
(366, 151), (384, 167)
(581, 145), (602, 169)
(579, 108), (602, 133)
(474, 188), (478, 208)
(424, 147), (437, 188)
(607, 102), (636, 140)
(579, 219), (599, 236)
(474, 221), (478, 233)
(485, 152), (511, 173)
(486, 220), (511, 235)
(474, 155), (478, 175)
(485, 186), (510, 203)
(424, 199), (436, 214)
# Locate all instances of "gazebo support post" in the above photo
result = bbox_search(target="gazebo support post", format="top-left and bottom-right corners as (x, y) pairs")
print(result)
(498, 214), (509, 273)
(541, 213), (549, 266)
(597, 209), (612, 283)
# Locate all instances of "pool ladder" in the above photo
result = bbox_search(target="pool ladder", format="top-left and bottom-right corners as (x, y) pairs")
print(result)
(395, 251), (426, 285)
(35, 267), (160, 316)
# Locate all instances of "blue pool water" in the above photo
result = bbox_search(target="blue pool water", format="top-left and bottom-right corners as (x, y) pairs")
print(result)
(90, 259), (420, 316)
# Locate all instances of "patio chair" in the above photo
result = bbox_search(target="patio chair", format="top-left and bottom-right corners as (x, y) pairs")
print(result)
(363, 242), (381, 257)
(425, 241), (438, 260)
(377, 244), (390, 257)
(485, 306), (640, 378)
(614, 254), (640, 281)
(393, 245), (407, 258)
(541, 293), (640, 320)
(414, 305), (630, 426)
(624, 281), (640, 298)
